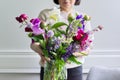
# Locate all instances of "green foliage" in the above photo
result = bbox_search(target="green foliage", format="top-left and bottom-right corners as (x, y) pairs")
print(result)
(51, 22), (68, 29)
(68, 55), (81, 64)
(31, 34), (44, 42)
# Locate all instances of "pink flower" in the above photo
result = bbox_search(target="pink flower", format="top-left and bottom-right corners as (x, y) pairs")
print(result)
(15, 14), (28, 23)
(19, 14), (28, 20)
(81, 33), (88, 42)
(73, 29), (85, 41)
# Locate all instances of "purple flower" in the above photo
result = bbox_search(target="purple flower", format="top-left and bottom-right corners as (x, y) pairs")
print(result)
(47, 30), (54, 38)
(76, 14), (83, 20)
(81, 19), (85, 24)
(62, 43), (75, 61)
(53, 37), (61, 50)
(30, 18), (40, 25)
(32, 25), (44, 35)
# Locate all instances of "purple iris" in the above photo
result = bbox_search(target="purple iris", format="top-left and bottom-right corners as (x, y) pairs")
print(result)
(76, 14), (83, 20)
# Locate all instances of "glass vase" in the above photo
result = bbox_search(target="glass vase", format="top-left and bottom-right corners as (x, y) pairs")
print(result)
(43, 60), (67, 80)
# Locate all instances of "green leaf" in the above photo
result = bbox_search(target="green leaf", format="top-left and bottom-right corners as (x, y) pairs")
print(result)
(51, 22), (68, 29)
(68, 17), (74, 24)
(66, 25), (70, 36)
(78, 23), (83, 28)
(68, 55), (81, 64)
(32, 34), (44, 42)
(28, 33), (33, 37)
(54, 30), (62, 37)
(56, 29), (66, 35)
(42, 49), (48, 57)
(39, 40), (46, 49)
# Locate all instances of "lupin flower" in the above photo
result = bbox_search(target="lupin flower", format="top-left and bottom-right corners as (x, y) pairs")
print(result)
(47, 30), (54, 38)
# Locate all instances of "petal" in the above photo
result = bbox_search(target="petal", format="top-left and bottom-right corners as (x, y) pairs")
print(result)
(19, 14), (28, 20)
(32, 25), (44, 35)
(76, 14), (83, 20)
(15, 17), (23, 23)
(30, 18), (40, 25)
(25, 27), (33, 32)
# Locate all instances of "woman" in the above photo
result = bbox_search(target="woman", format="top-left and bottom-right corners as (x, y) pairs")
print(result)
(31, 0), (93, 80)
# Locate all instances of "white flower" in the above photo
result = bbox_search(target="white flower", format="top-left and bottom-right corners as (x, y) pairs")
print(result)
(48, 7), (61, 21)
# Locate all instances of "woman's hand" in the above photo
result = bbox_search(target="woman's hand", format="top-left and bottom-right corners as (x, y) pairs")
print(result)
(73, 52), (82, 57)
(73, 48), (91, 57)
(40, 55), (50, 65)
(30, 42), (50, 65)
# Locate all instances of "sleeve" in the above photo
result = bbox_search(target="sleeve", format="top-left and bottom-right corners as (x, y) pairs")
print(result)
(38, 9), (47, 21)
(85, 21), (94, 41)
(84, 20), (94, 53)
(37, 8), (53, 22)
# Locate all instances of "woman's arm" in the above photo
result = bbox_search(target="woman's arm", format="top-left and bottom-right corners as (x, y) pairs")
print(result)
(30, 42), (43, 56)
(30, 42), (50, 64)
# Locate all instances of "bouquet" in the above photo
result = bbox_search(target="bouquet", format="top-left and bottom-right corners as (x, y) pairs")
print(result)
(15, 13), (103, 80)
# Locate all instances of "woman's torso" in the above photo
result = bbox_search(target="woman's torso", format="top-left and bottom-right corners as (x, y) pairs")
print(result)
(38, 7), (88, 69)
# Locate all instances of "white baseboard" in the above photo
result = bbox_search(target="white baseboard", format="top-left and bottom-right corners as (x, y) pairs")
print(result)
(0, 50), (120, 73)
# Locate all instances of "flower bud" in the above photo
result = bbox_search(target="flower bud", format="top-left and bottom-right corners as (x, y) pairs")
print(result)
(19, 14), (28, 21)
(83, 15), (91, 21)
(68, 13), (75, 23)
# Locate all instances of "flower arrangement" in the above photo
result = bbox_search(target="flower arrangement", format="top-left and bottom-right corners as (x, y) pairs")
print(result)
(15, 13), (103, 80)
